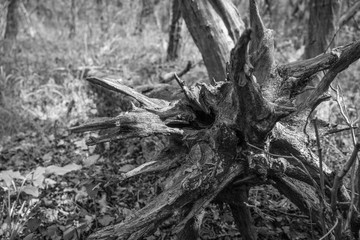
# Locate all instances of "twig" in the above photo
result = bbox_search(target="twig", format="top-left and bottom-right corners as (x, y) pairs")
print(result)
(338, 1), (360, 28)
(324, 126), (358, 136)
(332, 85), (360, 230)
(324, 26), (341, 54)
(248, 142), (321, 190)
(290, 154), (321, 193)
(319, 217), (339, 240)
(266, 208), (309, 219)
(323, 1), (360, 55)
(313, 118), (326, 198)
(160, 60), (199, 83)
(331, 139), (360, 212)
(174, 73), (207, 113)
(248, 142), (320, 190)
(247, 143), (294, 159)
(313, 118), (327, 237)
(174, 73), (196, 106)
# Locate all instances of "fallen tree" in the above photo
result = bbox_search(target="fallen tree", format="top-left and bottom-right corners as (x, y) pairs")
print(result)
(71, 0), (360, 239)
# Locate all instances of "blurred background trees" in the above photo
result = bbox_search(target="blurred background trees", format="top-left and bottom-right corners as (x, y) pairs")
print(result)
(4, 0), (19, 51)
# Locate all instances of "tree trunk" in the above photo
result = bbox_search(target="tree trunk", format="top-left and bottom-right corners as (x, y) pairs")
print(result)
(227, 187), (257, 240)
(180, 0), (245, 82)
(304, 0), (340, 59)
(134, 0), (155, 35)
(96, 0), (107, 32)
(4, 0), (19, 51)
(71, 0), (360, 239)
(297, 0), (340, 119)
(166, 0), (183, 61)
(69, 0), (76, 39)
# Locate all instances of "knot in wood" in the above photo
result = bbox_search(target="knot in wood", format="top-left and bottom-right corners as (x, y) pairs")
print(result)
(249, 153), (268, 180)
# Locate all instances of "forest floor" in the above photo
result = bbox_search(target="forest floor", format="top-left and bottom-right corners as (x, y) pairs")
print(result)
(0, 118), (322, 240)
(1, 2), (359, 239)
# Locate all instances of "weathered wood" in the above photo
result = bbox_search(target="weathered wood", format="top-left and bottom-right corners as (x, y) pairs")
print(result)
(72, 0), (360, 239)
(86, 72), (169, 110)
(228, 29), (295, 143)
(159, 61), (193, 83)
(88, 127), (245, 239)
(331, 139), (360, 212)
(249, 0), (274, 87)
(297, 40), (360, 113)
(123, 138), (188, 179)
(277, 48), (341, 79)
(180, 0), (244, 82)
(229, 187), (257, 240)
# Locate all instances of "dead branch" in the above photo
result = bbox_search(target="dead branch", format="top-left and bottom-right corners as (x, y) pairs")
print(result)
(248, 0), (274, 86)
(339, 2), (360, 28)
(297, 40), (360, 112)
(87, 72), (169, 110)
(159, 61), (193, 83)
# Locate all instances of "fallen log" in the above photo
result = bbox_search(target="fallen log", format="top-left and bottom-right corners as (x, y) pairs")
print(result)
(70, 0), (360, 239)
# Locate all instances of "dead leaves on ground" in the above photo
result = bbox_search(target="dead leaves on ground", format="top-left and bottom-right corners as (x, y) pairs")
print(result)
(0, 129), (320, 239)
(0, 129), (162, 239)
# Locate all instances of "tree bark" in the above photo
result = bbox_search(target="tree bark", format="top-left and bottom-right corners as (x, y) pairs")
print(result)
(166, 0), (183, 61)
(180, 0), (245, 82)
(71, 0), (360, 239)
(304, 0), (340, 59)
(228, 187), (257, 240)
(69, 0), (76, 39)
(4, 0), (19, 51)
(297, 0), (340, 119)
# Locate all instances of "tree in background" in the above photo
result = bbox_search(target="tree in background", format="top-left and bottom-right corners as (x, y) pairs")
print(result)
(134, 0), (156, 35)
(297, 0), (340, 120)
(4, 0), (19, 52)
(96, 0), (108, 33)
(166, 0), (183, 61)
(68, 0), (76, 39)
(304, 0), (340, 59)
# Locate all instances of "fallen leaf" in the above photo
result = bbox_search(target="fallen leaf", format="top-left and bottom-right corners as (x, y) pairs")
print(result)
(83, 154), (100, 167)
(44, 178), (57, 187)
(98, 215), (114, 226)
(118, 164), (136, 173)
(45, 163), (82, 176)
(31, 167), (46, 187)
(21, 185), (39, 197)
(0, 170), (25, 187)
(24, 233), (35, 240)
(63, 225), (76, 240)
(97, 193), (108, 214)
(85, 183), (99, 198)
(42, 152), (52, 162)
(27, 217), (41, 231)
(42, 224), (61, 240)
(73, 139), (88, 150)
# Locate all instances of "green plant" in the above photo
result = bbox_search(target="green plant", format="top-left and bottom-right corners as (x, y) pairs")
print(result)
(0, 174), (39, 240)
